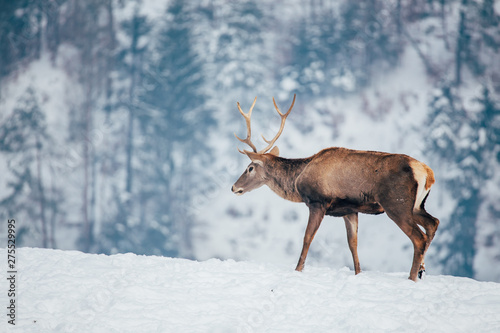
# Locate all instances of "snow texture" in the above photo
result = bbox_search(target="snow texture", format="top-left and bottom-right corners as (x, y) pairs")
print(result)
(3, 248), (500, 332)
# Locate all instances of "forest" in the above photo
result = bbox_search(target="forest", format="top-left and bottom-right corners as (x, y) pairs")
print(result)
(0, 0), (499, 281)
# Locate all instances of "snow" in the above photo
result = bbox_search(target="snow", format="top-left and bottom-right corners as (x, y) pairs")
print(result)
(3, 248), (500, 332)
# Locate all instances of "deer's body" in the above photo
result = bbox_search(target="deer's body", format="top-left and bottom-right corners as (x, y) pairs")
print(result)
(232, 95), (439, 281)
(268, 148), (418, 212)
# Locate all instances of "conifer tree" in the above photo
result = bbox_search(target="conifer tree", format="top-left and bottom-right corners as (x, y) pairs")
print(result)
(0, 87), (60, 248)
(427, 85), (500, 277)
(115, 0), (214, 257)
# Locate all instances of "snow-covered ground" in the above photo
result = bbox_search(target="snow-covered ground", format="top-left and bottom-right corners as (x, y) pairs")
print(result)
(3, 248), (500, 332)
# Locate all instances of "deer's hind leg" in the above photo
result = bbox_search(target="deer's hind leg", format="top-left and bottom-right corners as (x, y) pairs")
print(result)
(413, 201), (440, 277)
(343, 213), (361, 275)
(378, 188), (428, 282)
(386, 209), (427, 281)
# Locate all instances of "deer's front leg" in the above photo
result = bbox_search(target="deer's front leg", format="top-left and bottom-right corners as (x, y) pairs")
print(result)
(296, 204), (326, 272)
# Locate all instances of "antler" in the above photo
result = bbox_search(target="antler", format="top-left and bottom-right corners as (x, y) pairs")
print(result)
(258, 94), (296, 154)
(235, 94), (296, 155)
(234, 97), (258, 153)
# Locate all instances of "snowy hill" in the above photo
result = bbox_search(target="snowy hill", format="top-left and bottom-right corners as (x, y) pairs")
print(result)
(4, 248), (500, 332)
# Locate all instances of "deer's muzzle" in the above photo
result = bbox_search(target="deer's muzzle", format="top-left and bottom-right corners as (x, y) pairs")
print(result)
(231, 185), (244, 195)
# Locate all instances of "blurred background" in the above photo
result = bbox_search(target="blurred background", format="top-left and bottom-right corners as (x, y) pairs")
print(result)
(0, 0), (499, 281)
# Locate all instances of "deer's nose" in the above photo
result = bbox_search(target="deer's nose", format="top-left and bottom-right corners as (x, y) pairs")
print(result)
(231, 185), (244, 195)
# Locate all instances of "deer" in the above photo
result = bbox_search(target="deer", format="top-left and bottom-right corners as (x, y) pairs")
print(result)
(231, 94), (439, 281)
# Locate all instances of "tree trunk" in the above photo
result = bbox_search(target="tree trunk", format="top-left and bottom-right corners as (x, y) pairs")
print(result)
(125, 13), (141, 194)
(440, 0), (450, 50)
(36, 136), (48, 248)
(49, 172), (58, 248)
(455, 0), (468, 86)
(83, 92), (91, 252)
(125, 107), (134, 193)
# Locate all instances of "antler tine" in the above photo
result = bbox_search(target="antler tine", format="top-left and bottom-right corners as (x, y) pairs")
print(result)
(259, 94), (296, 154)
(234, 97), (258, 153)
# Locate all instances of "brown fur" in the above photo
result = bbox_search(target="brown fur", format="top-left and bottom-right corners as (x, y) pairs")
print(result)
(232, 147), (439, 281)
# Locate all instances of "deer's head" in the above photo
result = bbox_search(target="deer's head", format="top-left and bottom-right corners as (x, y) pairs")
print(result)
(231, 95), (296, 195)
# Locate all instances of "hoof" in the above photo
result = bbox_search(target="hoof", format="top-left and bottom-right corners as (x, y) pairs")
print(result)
(418, 263), (426, 279)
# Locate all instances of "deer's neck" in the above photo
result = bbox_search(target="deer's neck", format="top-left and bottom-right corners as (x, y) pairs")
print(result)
(266, 156), (312, 203)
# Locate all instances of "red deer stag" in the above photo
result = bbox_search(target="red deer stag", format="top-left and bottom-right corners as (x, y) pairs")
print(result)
(231, 94), (439, 281)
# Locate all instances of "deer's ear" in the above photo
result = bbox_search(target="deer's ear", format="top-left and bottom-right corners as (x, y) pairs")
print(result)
(268, 146), (280, 156)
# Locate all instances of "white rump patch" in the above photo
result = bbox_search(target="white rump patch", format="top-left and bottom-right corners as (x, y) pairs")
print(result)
(410, 160), (430, 211)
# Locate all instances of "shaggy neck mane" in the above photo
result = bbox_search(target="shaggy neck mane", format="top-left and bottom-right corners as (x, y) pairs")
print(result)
(265, 156), (312, 202)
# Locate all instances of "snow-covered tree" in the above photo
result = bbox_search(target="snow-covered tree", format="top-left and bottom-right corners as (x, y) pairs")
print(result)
(105, 0), (215, 257)
(427, 84), (500, 278)
(0, 87), (62, 248)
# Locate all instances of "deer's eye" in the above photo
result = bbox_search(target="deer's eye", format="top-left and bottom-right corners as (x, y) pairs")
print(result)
(248, 166), (254, 173)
